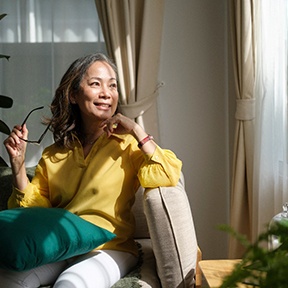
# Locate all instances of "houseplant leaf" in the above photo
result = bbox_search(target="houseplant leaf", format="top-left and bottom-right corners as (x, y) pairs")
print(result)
(0, 13), (11, 166)
(0, 13), (7, 21)
(0, 120), (10, 135)
(0, 14), (10, 61)
(0, 95), (13, 108)
(0, 54), (10, 60)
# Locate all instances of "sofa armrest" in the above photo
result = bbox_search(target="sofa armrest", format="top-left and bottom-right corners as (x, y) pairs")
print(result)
(143, 172), (198, 288)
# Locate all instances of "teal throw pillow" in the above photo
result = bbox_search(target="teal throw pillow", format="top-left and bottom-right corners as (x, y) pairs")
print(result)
(0, 207), (116, 271)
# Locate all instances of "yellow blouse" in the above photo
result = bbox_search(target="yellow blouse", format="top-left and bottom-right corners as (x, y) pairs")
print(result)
(8, 133), (182, 256)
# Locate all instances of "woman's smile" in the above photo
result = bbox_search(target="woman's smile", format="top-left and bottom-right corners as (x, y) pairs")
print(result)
(94, 102), (112, 110)
(72, 61), (119, 125)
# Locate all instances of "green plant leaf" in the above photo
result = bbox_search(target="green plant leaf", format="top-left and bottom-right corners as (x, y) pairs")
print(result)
(0, 95), (13, 108)
(0, 13), (7, 21)
(219, 221), (288, 287)
(0, 54), (10, 61)
(0, 120), (10, 135)
(0, 14), (10, 61)
(217, 224), (251, 248)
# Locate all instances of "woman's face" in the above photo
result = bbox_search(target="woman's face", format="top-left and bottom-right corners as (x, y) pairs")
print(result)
(72, 61), (119, 125)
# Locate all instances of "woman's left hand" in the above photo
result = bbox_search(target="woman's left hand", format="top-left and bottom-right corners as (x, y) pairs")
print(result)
(100, 113), (138, 138)
(101, 113), (156, 153)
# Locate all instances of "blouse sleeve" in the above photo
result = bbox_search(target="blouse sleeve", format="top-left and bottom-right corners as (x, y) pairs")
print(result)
(8, 158), (52, 209)
(136, 145), (183, 188)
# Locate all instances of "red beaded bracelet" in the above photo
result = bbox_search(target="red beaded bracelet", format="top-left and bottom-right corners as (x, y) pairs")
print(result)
(138, 134), (154, 149)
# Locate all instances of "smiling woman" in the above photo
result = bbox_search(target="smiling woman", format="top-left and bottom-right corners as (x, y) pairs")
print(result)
(0, 0), (106, 166)
(1, 52), (182, 288)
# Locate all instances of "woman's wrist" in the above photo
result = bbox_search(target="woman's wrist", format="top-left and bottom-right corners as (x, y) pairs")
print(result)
(131, 123), (147, 142)
(131, 123), (156, 152)
(138, 134), (154, 149)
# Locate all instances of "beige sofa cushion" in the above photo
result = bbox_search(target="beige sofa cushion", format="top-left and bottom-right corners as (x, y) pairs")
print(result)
(144, 173), (198, 288)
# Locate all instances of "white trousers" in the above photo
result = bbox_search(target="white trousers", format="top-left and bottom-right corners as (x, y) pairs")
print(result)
(0, 250), (138, 288)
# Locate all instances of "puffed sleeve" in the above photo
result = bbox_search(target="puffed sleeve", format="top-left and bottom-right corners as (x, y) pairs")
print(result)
(137, 145), (182, 188)
(8, 158), (52, 209)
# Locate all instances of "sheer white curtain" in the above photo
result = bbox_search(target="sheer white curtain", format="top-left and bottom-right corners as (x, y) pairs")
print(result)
(253, 0), (288, 237)
(0, 0), (105, 166)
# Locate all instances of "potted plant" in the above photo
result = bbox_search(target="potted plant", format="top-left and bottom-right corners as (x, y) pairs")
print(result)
(0, 13), (13, 166)
(219, 219), (288, 288)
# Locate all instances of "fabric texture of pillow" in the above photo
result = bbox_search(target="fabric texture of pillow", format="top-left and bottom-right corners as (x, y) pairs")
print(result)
(0, 207), (116, 271)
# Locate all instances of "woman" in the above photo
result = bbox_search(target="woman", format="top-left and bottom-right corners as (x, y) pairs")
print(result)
(3, 53), (182, 287)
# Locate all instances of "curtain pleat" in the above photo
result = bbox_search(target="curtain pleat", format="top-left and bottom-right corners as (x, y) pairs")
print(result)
(95, 0), (165, 139)
(229, 0), (256, 258)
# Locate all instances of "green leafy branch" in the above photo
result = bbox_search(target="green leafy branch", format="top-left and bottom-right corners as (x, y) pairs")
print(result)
(218, 220), (288, 288)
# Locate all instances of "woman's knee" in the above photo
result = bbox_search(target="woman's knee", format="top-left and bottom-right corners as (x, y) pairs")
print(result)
(54, 250), (137, 288)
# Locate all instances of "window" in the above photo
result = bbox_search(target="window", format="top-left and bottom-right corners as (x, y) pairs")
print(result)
(0, 0), (106, 166)
(253, 0), (288, 232)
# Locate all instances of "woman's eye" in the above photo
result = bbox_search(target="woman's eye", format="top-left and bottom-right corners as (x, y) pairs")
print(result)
(91, 81), (100, 86)
(110, 83), (117, 89)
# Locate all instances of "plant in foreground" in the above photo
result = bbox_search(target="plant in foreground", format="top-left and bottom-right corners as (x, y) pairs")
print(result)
(219, 220), (288, 288)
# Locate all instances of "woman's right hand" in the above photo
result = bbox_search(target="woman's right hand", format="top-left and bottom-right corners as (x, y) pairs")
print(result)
(3, 124), (28, 165)
(3, 124), (29, 190)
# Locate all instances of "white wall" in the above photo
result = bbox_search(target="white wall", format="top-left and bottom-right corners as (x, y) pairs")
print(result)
(158, 0), (232, 259)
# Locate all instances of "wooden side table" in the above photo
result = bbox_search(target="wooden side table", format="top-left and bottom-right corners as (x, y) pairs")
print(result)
(199, 259), (246, 288)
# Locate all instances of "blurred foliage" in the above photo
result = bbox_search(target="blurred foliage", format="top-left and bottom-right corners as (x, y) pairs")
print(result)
(218, 220), (288, 288)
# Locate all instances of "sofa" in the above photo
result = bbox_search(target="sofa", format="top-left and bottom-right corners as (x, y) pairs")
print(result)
(0, 166), (199, 287)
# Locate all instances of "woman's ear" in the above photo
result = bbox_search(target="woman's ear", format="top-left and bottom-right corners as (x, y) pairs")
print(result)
(69, 93), (77, 105)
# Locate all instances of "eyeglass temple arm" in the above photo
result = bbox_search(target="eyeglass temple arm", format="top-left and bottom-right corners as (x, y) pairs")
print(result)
(36, 123), (51, 144)
(21, 106), (44, 127)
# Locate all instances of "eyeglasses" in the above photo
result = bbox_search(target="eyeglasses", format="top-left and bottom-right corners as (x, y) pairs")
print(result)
(19, 106), (51, 145)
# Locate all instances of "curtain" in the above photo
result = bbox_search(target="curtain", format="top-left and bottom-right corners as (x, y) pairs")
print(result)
(229, 0), (256, 258)
(253, 0), (288, 239)
(95, 0), (165, 140)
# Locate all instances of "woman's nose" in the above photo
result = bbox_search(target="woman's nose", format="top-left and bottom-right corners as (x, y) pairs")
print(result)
(99, 86), (111, 98)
